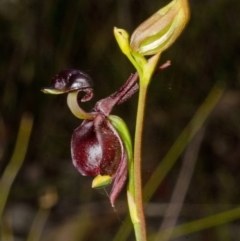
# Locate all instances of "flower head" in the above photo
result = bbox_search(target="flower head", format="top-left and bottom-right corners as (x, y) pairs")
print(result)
(42, 69), (138, 206)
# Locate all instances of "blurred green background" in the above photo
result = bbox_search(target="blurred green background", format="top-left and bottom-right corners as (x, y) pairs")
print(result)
(0, 0), (240, 240)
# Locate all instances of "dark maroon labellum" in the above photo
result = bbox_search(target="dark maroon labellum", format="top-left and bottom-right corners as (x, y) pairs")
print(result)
(71, 114), (128, 206)
(71, 119), (101, 176)
(71, 114), (123, 176)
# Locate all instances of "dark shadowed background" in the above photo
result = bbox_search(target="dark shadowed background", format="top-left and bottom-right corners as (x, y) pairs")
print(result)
(0, 0), (240, 240)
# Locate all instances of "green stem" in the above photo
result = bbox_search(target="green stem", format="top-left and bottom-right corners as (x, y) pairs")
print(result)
(131, 53), (161, 241)
(132, 82), (148, 241)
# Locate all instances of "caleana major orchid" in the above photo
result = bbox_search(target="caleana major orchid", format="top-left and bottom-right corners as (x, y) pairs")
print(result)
(42, 69), (139, 206)
(42, 0), (189, 240)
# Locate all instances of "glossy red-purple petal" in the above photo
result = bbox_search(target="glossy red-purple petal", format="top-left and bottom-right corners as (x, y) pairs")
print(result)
(71, 114), (128, 206)
(93, 115), (128, 205)
(100, 117), (128, 206)
(94, 73), (139, 116)
(71, 120), (101, 176)
(110, 149), (127, 207)
(94, 115), (122, 176)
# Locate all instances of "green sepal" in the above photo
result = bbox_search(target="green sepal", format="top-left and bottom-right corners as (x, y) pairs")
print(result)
(108, 115), (134, 194)
(108, 115), (133, 162)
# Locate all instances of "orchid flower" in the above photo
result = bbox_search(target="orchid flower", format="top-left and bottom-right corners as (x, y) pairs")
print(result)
(42, 69), (138, 206)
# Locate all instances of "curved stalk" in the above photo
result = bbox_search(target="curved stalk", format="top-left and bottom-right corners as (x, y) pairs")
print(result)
(67, 91), (93, 119)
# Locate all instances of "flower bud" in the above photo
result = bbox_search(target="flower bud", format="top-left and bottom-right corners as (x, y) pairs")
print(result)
(130, 0), (190, 56)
